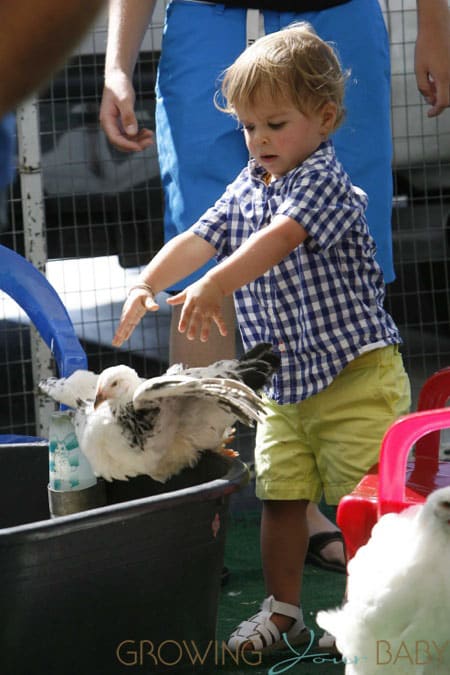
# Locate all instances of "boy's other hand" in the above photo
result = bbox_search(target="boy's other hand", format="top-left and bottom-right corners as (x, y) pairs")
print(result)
(167, 277), (228, 342)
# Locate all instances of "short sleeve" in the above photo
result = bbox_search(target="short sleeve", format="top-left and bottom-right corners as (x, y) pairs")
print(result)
(190, 189), (233, 258)
(275, 169), (369, 251)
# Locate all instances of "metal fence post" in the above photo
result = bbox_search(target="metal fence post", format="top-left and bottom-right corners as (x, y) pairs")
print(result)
(16, 97), (55, 438)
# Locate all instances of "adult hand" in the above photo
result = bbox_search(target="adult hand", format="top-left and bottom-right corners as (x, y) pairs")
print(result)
(167, 277), (228, 343)
(100, 70), (154, 151)
(415, 5), (450, 117)
(112, 288), (159, 347)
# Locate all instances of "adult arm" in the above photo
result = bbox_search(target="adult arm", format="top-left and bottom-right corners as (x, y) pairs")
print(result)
(100, 0), (157, 152)
(0, 0), (105, 116)
(415, 0), (450, 117)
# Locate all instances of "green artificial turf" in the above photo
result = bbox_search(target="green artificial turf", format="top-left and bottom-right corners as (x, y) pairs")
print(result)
(216, 511), (346, 675)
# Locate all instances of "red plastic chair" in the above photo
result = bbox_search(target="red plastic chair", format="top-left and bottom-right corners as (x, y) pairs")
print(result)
(337, 367), (450, 560)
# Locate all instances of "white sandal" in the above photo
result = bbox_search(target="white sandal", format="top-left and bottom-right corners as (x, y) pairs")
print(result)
(227, 595), (311, 653)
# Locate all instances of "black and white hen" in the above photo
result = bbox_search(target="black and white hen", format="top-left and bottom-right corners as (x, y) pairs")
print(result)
(39, 343), (280, 482)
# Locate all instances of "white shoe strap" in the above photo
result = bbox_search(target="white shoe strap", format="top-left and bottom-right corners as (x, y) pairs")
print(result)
(263, 595), (301, 621)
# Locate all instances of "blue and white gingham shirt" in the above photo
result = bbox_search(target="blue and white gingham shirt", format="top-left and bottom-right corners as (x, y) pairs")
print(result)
(191, 140), (401, 404)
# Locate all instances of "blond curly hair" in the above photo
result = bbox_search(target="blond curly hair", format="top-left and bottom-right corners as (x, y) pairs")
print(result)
(216, 22), (347, 131)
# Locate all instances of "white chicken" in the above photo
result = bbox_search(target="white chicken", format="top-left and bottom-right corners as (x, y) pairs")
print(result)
(39, 342), (279, 482)
(316, 486), (450, 675)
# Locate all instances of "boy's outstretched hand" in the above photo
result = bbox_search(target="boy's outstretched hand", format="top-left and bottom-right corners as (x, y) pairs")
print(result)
(167, 276), (228, 342)
(112, 288), (160, 347)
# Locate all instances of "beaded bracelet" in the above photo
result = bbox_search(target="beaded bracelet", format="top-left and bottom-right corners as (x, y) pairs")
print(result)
(127, 282), (155, 298)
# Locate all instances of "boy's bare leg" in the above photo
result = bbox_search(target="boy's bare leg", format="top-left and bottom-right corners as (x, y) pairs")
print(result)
(261, 499), (309, 633)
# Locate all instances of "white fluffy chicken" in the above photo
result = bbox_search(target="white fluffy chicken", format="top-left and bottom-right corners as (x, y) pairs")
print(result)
(316, 486), (450, 675)
(39, 343), (279, 482)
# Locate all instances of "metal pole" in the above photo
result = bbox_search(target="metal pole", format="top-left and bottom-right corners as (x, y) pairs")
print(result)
(16, 97), (55, 437)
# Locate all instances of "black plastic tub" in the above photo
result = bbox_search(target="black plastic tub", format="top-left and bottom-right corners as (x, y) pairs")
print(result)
(0, 442), (249, 675)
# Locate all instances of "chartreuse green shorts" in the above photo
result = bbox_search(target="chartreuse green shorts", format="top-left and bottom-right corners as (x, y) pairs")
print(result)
(255, 345), (411, 505)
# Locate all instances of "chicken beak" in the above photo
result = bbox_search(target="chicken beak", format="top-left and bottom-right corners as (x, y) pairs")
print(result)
(93, 390), (106, 410)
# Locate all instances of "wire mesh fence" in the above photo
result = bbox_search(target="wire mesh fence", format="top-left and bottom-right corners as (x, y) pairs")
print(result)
(0, 1), (449, 438)
(383, 0), (450, 403)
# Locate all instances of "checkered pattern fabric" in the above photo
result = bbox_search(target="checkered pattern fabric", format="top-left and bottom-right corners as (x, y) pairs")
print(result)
(191, 141), (401, 404)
